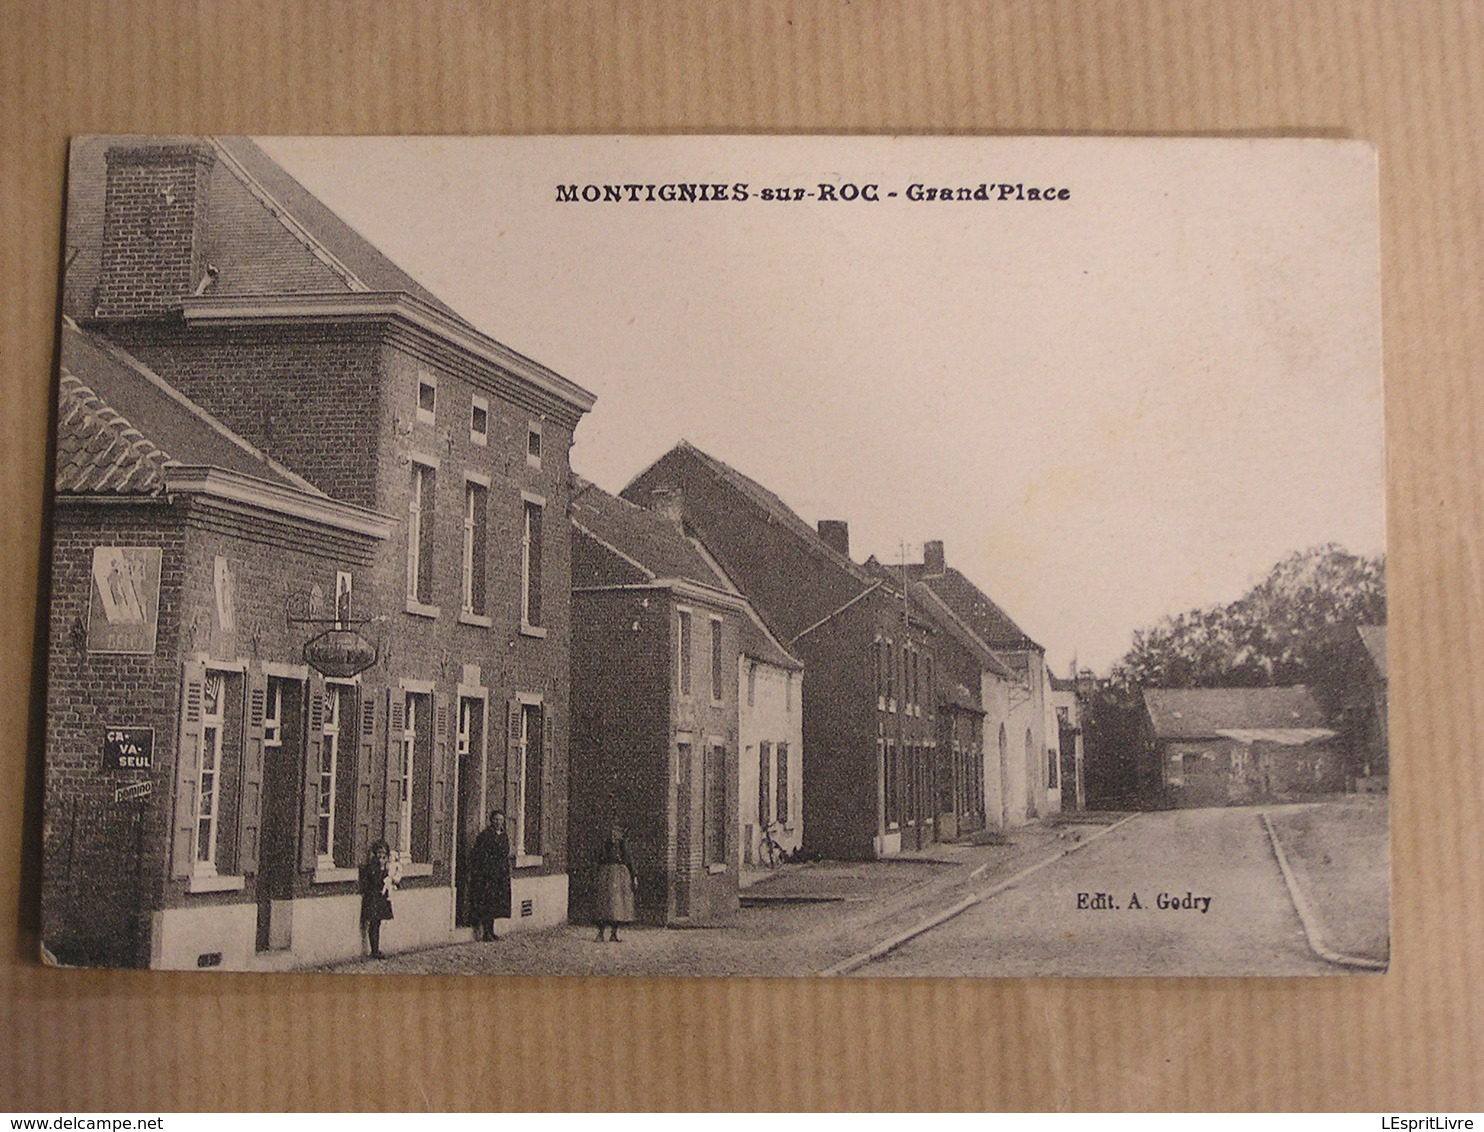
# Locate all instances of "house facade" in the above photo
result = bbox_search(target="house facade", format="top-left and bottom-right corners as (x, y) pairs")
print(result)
(44, 136), (594, 969)
(622, 442), (939, 860)
(737, 608), (805, 867)
(897, 540), (1057, 829)
(1141, 686), (1345, 808)
(568, 478), (745, 925)
(1048, 672), (1087, 812)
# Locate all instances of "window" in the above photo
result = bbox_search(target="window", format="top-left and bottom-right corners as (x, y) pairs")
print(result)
(887, 640), (897, 713)
(1048, 748), (1059, 789)
(709, 617), (724, 701)
(866, 637), (878, 709)
(417, 373), (437, 424)
(316, 684), (345, 860)
(407, 463), (437, 608)
(513, 702), (544, 858)
(462, 481), (488, 617)
(677, 609), (693, 696)
(521, 497), (544, 630)
(470, 395), (488, 446)
(263, 678), (284, 748)
(400, 691), (433, 860)
(526, 422), (542, 469)
(746, 662), (757, 707)
(757, 741), (772, 826)
(776, 742), (790, 826)
(194, 670), (242, 873)
(705, 743), (726, 866)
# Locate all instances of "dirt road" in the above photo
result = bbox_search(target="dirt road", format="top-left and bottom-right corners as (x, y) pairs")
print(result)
(861, 806), (1338, 976)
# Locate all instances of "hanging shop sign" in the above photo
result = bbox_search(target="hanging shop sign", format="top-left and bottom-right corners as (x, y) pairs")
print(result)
(303, 627), (378, 678)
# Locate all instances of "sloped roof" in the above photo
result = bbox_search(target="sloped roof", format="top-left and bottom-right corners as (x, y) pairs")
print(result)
(621, 441), (889, 644)
(56, 321), (311, 495)
(628, 441), (877, 586)
(915, 567), (1041, 652)
(64, 135), (465, 322)
(1359, 624), (1388, 681)
(739, 605), (804, 671)
(1143, 685), (1329, 740)
(907, 581), (1017, 681)
(570, 476), (731, 592)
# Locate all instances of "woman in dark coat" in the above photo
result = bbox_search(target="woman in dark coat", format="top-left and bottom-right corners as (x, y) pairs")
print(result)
(468, 810), (513, 941)
(359, 840), (394, 959)
(593, 825), (637, 941)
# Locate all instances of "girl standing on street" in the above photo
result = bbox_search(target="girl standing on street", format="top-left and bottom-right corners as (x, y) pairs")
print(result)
(359, 840), (395, 959)
(593, 825), (637, 942)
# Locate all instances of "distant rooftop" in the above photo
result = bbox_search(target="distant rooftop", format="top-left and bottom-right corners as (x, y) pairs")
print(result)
(1143, 685), (1328, 740)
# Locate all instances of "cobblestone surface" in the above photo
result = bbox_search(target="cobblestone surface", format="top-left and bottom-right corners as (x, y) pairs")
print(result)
(326, 821), (1082, 977)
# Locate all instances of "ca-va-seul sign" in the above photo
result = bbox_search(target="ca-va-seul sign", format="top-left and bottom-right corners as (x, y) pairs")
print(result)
(102, 727), (153, 771)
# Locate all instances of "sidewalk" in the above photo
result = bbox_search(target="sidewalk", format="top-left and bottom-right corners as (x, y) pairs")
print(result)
(327, 818), (1095, 977)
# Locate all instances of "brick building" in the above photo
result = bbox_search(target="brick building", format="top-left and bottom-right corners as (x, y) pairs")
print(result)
(890, 540), (1058, 829)
(45, 137), (594, 968)
(1140, 686), (1344, 808)
(622, 442), (939, 860)
(568, 478), (748, 924)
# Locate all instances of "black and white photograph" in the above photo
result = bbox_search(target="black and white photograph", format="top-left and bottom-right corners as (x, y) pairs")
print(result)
(41, 134), (1385, 976)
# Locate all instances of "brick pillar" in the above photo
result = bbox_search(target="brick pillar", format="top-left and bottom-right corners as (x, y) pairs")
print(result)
(95, 143), (216, 319)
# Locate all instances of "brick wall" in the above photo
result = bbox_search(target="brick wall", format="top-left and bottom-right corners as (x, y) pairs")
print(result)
(43, 503), (186, 966)
(569, 587), (672, 921)
(104, 323), (385, 507)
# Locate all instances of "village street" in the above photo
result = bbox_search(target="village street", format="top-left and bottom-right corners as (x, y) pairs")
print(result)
(331, 805), (1369, 978)
(863, 805), (1340, 977)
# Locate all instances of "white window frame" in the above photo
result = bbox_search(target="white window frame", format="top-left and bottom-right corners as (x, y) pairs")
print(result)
(316, 682), (351, 865)
(194, 669), (230, 875)
(406, 458), (440, 617)
(676, 606), (694, 698)
(417, 372), (437, 425)
(519, 491), (547, 637)
(709, 615), (725, 703)
(470, 394), (489, 447)
(461, 474), (491, 624)
(513, 692), (545, 866)
(399, 690), (421, 859)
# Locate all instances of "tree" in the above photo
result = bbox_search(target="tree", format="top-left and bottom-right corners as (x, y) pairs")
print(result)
(1110, 544), (1385, 692)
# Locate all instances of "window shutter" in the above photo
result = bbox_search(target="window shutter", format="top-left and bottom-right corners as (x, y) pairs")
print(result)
(300, 674), (326, 872)
(238, 674), (268, 876)
(171, 661), (208, 878)
(541, 706), (554, 851)
(430, 694), (450, 866)
(506, 700), (522, 817)
(385, 689), (406, 852)
(356, 693), (379, 862)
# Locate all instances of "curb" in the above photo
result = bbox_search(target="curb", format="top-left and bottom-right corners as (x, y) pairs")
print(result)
(817, 812), (1142, 976)
(1260, 810), (1388, 972)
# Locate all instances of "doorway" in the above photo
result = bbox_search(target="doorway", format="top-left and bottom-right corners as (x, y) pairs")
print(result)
(453, 696), (485, 928)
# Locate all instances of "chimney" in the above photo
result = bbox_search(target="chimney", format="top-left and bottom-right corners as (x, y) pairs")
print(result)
(817, 520), (850, 559)
(647, 487), (685, 525)
(923, 539), (946, 576)
(95, 143), (216, 318)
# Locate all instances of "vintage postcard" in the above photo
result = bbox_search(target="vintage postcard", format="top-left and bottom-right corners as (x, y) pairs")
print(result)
(41, 135), (1385, 975)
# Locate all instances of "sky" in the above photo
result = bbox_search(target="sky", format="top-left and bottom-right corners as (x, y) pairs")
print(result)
(260, 136), (1384, 674)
